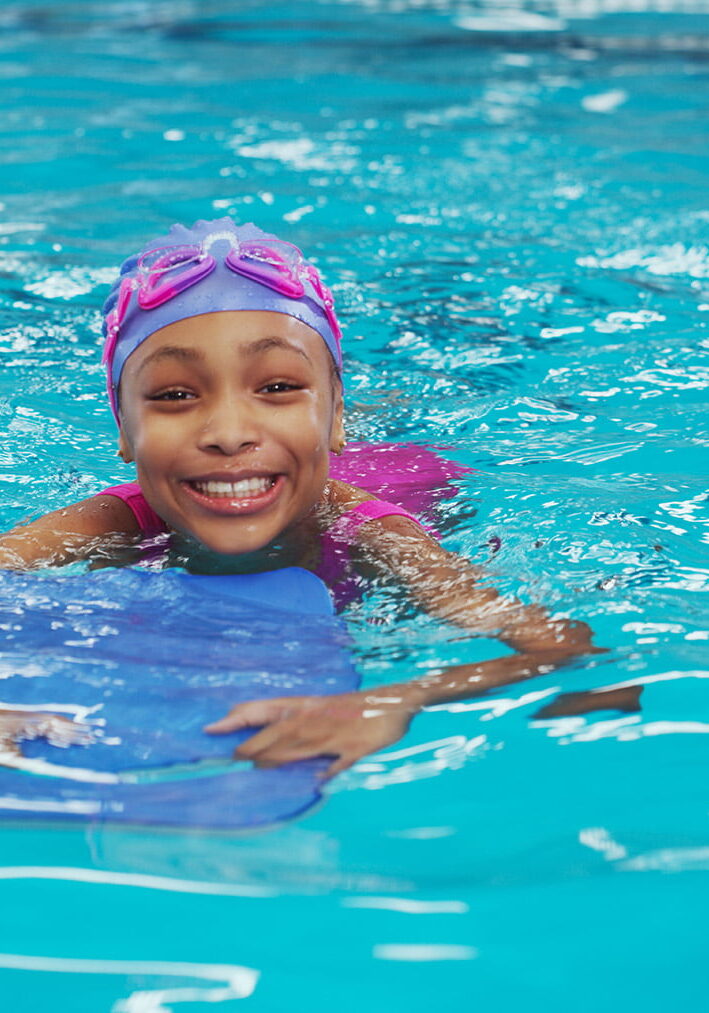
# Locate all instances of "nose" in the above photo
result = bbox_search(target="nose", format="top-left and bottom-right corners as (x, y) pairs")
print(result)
(197, 392), (261, 456)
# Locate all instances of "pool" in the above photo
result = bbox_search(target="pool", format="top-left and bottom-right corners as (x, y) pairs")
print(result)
(0, 0), (708, 1009)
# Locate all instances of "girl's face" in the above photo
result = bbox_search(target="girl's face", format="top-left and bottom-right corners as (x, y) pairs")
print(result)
(117, 310), (344, 557)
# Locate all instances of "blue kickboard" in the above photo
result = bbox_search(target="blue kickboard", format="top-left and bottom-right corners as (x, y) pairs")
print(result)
(0, 566), (359, 830)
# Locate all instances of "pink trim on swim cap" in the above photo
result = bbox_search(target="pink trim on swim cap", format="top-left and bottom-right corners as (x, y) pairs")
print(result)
(101, 218), (343, 423)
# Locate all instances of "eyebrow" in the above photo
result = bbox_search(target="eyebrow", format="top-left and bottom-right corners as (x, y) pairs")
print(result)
(136, 345), (204, 375)
(136, 336), (312, 375)
(241, 336), (313, 363)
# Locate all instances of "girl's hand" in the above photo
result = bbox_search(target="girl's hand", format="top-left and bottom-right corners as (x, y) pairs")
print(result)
(0, 709), (94, 761)
(204, 690), (421, 778)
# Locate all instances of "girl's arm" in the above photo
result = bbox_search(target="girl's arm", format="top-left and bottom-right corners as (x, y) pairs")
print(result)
(208, 517), (604, 775)
(0, 496), (140, 570)
(360, 515), (598, 656)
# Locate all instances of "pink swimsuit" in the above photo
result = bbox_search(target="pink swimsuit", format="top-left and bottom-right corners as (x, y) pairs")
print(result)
(98, 483), (423, 608)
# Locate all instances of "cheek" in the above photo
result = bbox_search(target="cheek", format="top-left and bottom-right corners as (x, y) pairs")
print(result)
(128, 416), (183, 472)
(293, 405), (333, 457)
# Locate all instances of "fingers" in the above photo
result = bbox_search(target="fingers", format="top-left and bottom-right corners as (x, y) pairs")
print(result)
(234, 723), (365, 773)
(204, 698), (295, 735)
(0, 713), (94, 749)
(232, 716), (340, 768)
(246, 744), (336, 768)
(21, 715), (95, 749)
(41, 716), (95, 748)
(233, 722), (316, 765)
(322, 752), (359, 779)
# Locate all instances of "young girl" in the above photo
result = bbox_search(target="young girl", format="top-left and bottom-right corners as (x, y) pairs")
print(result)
(0, 217), (602, 776)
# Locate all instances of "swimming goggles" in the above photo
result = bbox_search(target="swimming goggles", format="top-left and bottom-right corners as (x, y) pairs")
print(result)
(103, 231), (342, 355)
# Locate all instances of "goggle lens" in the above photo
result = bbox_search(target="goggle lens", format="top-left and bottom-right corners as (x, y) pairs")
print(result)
(225, 240), (305, 298)
(138, 245), (203, 276)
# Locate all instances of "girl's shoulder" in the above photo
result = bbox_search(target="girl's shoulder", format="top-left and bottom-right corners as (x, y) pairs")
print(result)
(96, 483), (166, 538)
(322, 480), (430, 542)
(325, 478), (376, 511)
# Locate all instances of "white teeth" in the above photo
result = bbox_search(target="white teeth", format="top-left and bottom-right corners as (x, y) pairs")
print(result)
(192, 477), (274, 499)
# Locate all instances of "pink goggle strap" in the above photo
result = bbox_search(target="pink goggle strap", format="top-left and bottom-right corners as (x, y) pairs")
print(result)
(305, 264), (343, 353)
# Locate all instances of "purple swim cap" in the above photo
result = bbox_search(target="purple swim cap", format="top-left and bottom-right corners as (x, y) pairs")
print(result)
(101, 217), (342, 422)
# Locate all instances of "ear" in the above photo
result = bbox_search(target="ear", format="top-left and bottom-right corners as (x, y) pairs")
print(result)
(329, 388), (346, 455)
(117, 428), (134, 464)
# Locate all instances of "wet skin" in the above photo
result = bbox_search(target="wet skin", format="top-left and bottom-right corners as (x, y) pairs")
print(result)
(117, 310), (344, 561)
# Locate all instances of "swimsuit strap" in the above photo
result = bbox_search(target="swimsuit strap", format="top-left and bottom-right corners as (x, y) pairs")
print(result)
(98, 483), (168, 539)
(325, 498), (421, 541)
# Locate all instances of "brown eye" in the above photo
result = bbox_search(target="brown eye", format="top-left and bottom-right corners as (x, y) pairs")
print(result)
(150, 389), (195, 401)
(260, 382), (301, 394)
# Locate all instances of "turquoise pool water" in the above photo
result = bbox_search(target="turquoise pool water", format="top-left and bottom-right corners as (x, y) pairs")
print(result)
(0, 1), (708, 1009)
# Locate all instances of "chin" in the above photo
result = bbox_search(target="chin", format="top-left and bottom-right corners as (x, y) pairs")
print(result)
(193, 527), (279, 558)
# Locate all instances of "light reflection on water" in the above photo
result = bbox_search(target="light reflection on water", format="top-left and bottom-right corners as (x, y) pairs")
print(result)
(0, 0), (707, 1010)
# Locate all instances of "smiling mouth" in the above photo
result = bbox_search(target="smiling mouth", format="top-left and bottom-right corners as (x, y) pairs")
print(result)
(188, 476), (277, 500)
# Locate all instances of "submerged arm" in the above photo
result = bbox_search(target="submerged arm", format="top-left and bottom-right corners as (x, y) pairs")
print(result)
(365, 515), (600, 655)
(354, 515), (602, 708)
(0, 496), (139, 768)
